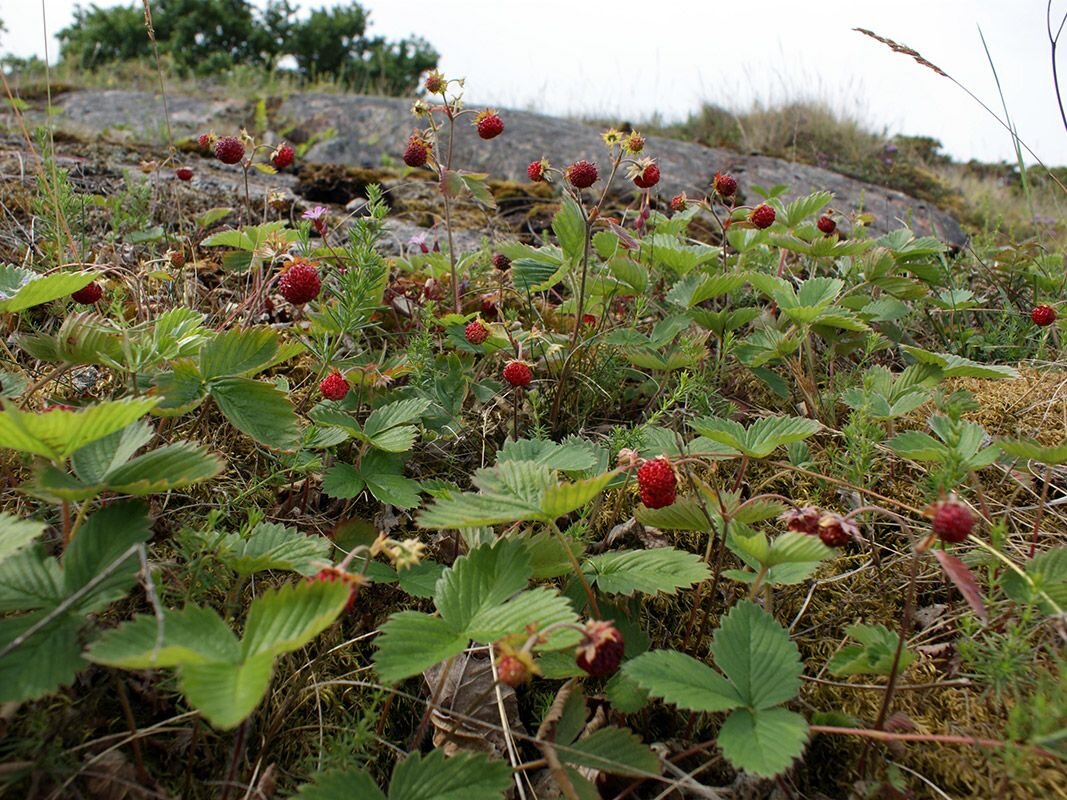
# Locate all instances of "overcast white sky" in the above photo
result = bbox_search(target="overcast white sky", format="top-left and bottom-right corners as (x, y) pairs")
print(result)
(2, 0), (1066, 165)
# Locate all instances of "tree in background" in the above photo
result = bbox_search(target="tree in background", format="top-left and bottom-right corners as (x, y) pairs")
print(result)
(56, 0), (437, 94)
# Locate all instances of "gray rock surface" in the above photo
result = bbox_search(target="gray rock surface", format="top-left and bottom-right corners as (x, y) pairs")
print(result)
(16, 89), (966, 245)
(280, 93), (967, 245)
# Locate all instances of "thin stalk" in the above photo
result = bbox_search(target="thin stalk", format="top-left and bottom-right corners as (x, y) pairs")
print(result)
(550, 521), (600, 619)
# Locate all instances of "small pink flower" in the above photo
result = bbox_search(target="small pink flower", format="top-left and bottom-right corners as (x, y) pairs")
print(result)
(302, 206), (329, 234)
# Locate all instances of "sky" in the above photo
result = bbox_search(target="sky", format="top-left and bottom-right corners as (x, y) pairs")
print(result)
(2, 0), (1066, 165)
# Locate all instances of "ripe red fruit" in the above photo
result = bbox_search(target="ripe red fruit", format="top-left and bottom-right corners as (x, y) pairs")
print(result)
(633, 162), (660, 189)
(310, 566), (360, 610)
(465, 320), (489, 345)
(817, 513), (858, 548)
(780, 505), (821, 536)
(197, 133), (212, 150)
(491, 253), (511, 271)
(750, 204), (776, 229)
(637, 457), (677, 509)
(475, 110), (504, 140)
(496, 654), (529, 687)
(278, 262), (322, 305)
(576, 620), (625, 677)
(502, 360), (532, 388)
(175, 166), (193, 181)
(565, 160), (598, 189)
(816, 215), (836, 234)
(403, 137), (430, 168)
(71, 282), (103, 304)
(213, 136), (245, 165)
(168, 250), (186, 268)
(527, 159), (549, 182)
(319, 371), (349, 401)
(1031, 304), (1057, 326)
(271, 143), (295, 169)
(931, 498), (975, 544)
(670, 193), (688, 212)
(714, 172), (737, 198)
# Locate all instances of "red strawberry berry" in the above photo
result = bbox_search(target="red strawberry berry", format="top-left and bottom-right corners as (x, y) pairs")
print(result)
(71, 282), (103, 304)
(424, 70), (447, 94)
(817, 513), (858, 548)
(465, 320), (489, 345)
(475, 110), (504, 140)
(670, 193), (688, 212)
(403, 137), (430, 168)
(197, 133), (212, 151)
(931, 497), (974, 544)
(278, 262), (322, 305)
(271, 144), (295, 169)
(1031, 304), (1057, 326)
(175, 166), (194, 181)
(213, 136), (245, 165)
(633, 162), (660, 189)
(624, 131), (646, 154)
(750, 204), (776, 229)
(576, 620), (625, 677)
(527, 159), (549, 182)
(780, 505), (821, 536)
(714, 172), (737, 198)
(310, 566), (360, 611)
(496, 654), (529, 687)
(319, 371), (349, 401)
(168, 250), (186, 267)
(565, 160), (598, 189)
(816, 215), (836, 234)
(502, 360), (532, 388)
(491, 253), (511, 271)
(637, 457), (677, 509)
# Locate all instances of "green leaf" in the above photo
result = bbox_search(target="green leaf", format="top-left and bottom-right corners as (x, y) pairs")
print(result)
(209, 377), (301, 452)
(363, 471), (422, 510)
(294, 768), (387, 799)
(635, 499), (714, 532)
(1002, 547), (1067, 615)
(218, 522), (331, 577)
(828, 623), (915, 676)
(0, 266), (98, 313)
(623, 650), (741, 712)
(63, 501), (152, 612)
(765, 532), (833, 567)
(553, 195), (587, 264)
(388, 750), (514, 800)
(690, 415), (820, 459)
(363, 398), (432, 439)
(0, 547), (63, 612)
(0, 612), (84, 702)
(322, 463), (365, 499)
(239, 579), (349, 660)
(0, 513), (45, 566)
(103, 442), (224, 495)
(417, 462), (551, 528)
(541, 471), (617, 518)
(496, 437), (599, 472)
(901, 345), (1019, 379)
(998, 438), (1067, 465)
(89, 605), (241, 668)
(511, 256), (565, 294)
(199, 327), (279, 380)
(372, 611), (467, 685)
(711, 600), (802, 710)
(70, 420), (154, 485)
(584, 548), (710, 596)
(0, 397), (158, 461)
(464, 587), (577, 643)
(560, 727), (660, 777)
(435, 539), (531, 631)
(180, 654), (274, 729)
(888, 430), (947, 461)
(716, 707), (808, 778)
